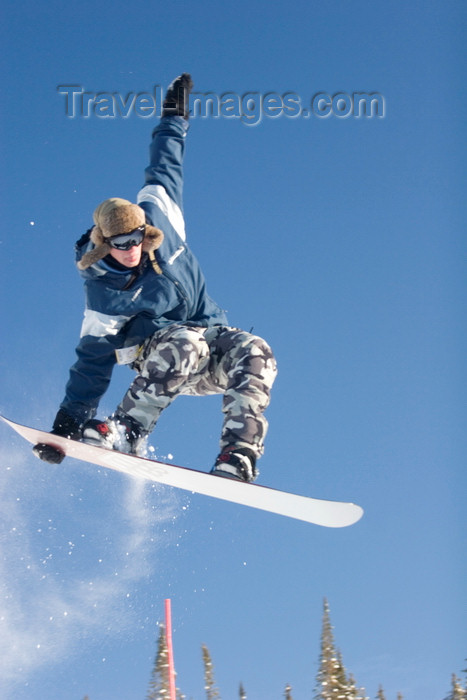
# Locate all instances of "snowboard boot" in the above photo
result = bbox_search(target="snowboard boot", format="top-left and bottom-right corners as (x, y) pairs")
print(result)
(210, 446), (258, 483)
(81, 419), (116, 449)
(162, 73), (193, 119)
(82, 413), (148, 456)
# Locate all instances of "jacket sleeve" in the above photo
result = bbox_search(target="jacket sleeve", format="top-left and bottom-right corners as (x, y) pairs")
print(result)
(137, 116), (189, 243)
(144, 115), (188, 208)
(59, 332), (121, 424)
(59, 283), (134, 423)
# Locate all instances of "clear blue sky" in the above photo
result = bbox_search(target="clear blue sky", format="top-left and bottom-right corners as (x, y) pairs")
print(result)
(0, 1), (465, 699)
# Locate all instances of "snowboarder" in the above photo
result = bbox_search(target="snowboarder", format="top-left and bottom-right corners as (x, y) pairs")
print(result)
(33, 74), (277, 482)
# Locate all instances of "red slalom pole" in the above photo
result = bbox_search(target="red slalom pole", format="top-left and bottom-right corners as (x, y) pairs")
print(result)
(165, 599), (177, 700)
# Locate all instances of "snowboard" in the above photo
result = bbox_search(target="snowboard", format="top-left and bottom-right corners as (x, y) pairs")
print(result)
(1, 415), (363, 528)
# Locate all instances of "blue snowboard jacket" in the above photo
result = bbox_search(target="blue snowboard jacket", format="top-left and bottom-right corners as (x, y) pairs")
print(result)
(60, 116), (228, 423)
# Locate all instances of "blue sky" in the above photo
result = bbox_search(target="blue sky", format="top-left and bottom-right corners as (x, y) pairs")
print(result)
(0, 1), (465, 699)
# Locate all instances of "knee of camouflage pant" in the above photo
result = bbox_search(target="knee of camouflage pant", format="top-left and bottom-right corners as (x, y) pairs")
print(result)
(141, 325), (210, 380)
(252, 336), (277, 389)
(224, 332), (278, 391)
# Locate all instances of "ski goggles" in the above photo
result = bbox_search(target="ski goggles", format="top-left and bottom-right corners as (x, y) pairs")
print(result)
(108, 226), (145, 250)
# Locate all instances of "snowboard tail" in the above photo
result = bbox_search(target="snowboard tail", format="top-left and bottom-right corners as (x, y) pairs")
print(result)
(1, 415), (363, 528)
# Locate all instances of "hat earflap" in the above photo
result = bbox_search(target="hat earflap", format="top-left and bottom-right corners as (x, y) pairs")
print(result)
(90, 225), (105, 246)
(142, 225), (164, 253)
(77, 225), (112, 270)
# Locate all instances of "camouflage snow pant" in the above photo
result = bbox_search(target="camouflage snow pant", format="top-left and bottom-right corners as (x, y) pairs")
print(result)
(117, 325), (277, 459)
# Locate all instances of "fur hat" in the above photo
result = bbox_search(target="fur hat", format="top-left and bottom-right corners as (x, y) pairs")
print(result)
(77, 197), (164, 270)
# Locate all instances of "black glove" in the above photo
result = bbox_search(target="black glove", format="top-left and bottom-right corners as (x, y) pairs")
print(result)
(33, 443), (66, 464)
(33, 409), (81, 464)
(162, 73), (193, 119)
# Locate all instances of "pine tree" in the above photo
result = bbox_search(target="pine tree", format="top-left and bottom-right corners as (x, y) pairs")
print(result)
(444, 674), (467, 700)
(314, 598), (348, 699)
(147, 624), (170, 700)
(239, 682), (247, 699)
(284, 683), (294, 699)
(314, 598), (366, 700)
(201, 644), (221, 700)
(375, 686), (386, 700)
(146, 624), (185, 700)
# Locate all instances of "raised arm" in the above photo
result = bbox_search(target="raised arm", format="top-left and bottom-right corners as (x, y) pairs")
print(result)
(137, 74), (193, 238)
(137, 117), (189, 240)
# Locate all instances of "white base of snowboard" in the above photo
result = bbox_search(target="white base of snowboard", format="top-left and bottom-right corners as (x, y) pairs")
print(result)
(1, 415), (363, 528)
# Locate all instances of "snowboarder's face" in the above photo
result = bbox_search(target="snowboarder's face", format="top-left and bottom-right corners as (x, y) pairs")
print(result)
(109, 243), (143, 268)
